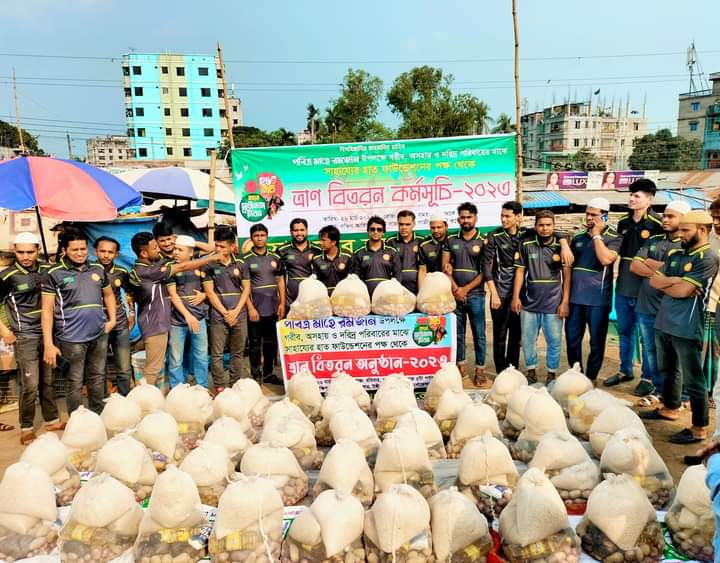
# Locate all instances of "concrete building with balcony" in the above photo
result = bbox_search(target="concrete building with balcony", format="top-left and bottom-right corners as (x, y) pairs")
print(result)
(521, 101), (648, 170)
(86, 135), (131, 167)
(702, 100), (720, 169)
(122, 53), (242, 161)
(677, 72), (720, 143)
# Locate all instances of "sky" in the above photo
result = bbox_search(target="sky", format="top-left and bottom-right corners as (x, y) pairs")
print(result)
(1, 0), (718, 158)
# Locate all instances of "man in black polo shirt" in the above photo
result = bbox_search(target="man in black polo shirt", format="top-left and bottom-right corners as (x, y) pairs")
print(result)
(242, 223), (285, 386)
(128, 232), (217, 389)
(604, 179), (663, 387)
(313, 225), (352, 295)
(0, 233), (62, 443)
(93, 236), (134, 396)
(511, 209), (571, 383)
(643, 210), (719, 444)
(153, 221), (176, 261)
(386, 210), (422, 295)
(352, 216), (401, 298)
(565, 198), (622, 382)
(442, 202), (487, 386)
(205, 226), (248, 391)
(42, 227), (116, 415)
(630, 201), (690, 399)
(418, 214), (449, 286)
(277, 218), (320, 306)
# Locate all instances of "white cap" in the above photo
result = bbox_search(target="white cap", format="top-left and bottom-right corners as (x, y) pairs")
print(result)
(587, 197), (610, 212)
(174, 235), (195, 248)
(13, 232), (40, 246)
(429, 214), (447, 223)
(666, 200), (692, 215)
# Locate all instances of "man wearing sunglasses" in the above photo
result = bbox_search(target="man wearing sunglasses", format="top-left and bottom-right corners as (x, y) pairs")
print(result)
(351, 216), (401, 298)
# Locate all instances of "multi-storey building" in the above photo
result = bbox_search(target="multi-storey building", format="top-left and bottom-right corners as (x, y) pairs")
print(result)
(122, 53), (242, 161)
(677, 72), (720, 143)
(702, 100), (720, 169)
(521, 101), (648, 170)
(86, 135), (131, 167)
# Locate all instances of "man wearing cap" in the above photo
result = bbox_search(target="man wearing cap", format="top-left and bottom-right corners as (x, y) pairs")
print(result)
(0, 233), (63, 443)
(313, 225), (352, 295)
(352, 216), (402, 298)
(604, 178), (663, 388)
(166, 235), (210, 389)
(42, 227), (116, 416)
(277, 218), (320, 307)
(386, 210), (422, 295)
(629, 201), (691, 400)
(642, 210), (719, 444)
(565, 198), (622, 382)
(418, 214), (449, 286)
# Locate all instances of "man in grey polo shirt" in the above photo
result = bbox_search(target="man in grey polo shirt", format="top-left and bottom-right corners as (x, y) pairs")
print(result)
(42, 227), (117, 415)
(386, 209), (422, 295)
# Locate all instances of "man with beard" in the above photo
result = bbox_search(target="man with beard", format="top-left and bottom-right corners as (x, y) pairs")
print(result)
(386, 210), (422, 294)
(604, 179), (663, 388)
(418, 214), (449, 285)
(277, 218), (320, 306)
(511, 210), (571, 384)
(312, 225), (352, 295)
(0, 233), (63, 443)
(352, 216), (401, 298)
(643, 210), (719, 444)
(629, 201), (691, 401)
(443, 202), (487, 386)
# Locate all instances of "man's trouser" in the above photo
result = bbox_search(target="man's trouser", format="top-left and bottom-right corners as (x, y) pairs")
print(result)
(209, 311), (248, 388)
(565, 303), (611, 381)
(248, 314), (279, 379)
(58, 334), (108, 415)
(15, 335), (60, 430)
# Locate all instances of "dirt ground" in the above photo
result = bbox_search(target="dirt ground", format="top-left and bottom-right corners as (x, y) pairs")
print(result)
(0, 325), (711, 483)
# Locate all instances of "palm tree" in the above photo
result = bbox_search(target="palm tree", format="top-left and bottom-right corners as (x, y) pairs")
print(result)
(306, 104), (320, 142)
(473, 101), (492, 134)
(492, 113), (515, 133)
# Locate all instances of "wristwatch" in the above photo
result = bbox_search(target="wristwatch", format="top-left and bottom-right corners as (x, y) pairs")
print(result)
(592, 235), (602, 241)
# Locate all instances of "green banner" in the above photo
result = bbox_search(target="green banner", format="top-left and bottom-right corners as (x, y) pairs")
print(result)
(231, 134), (516, 241)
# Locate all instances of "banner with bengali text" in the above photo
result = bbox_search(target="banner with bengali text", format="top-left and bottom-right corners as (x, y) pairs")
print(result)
(231, 135), (516, 238)
(277, 313), (457, 390)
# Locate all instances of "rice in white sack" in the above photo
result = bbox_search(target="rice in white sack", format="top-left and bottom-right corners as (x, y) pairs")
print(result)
(373, 373), (418, 434)
(511, 387), (568, 463)
(165, 383), (214, 450)
(423, 362), (463, 416)
(100, 393), (142, 437)
(434, 388), (473, 438)
(61, 405), (108, 471)
(500, 385), (533, 440)
(262, 413), (323, 470)
(287, 275), (333, 320)
(567, 388), (624, 438)
(430, 487), (492, 562)
(416, 271), (456, 315)
(287, 367), (324, 420)
(373, 426), (438, 499)
(588, 404), (648, 457)
(134, 410), (189, 472)
(205, 416), (253, 467)
(484, 364), (527, 419)
(212, 387), (259, 442)
(240, 443), (308, 506)
(330, 274), (371, 317)
(20, 432), (81, 506)
(549, 362), (593, 412)
(447, 401), (502, 458)
(396, 408), (447, 459)
(312, 439), (374, 507)
(126, 379), (165, 416)
(94, 433), (158, 503)
(371, 278), (416, 317)
(179, 440), (235, 507)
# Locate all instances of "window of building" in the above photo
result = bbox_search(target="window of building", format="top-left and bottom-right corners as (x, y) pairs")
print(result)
(98, 149), (105, 154)
(132, 66), (142, 75)
(593, 122), (596, 129)
(585, 121), (589, 128)
(180, 108), (189, 117)
(138, 148), (148, 157)
(218, 89), (225, 98)
(233, 119), (239, 125)
(233, 105), (238, 112)
(165, 128), (172, 135)
(176, 67), (185, 76)
(183, 148), (192, 157)
(125, 108), (133, 117)
(634, 123), (639, 131)
(689, 121), (699, 132)
(135, 107), (145, 117)
(575, 121), (581, 129)
(124, 87), (132, 97)
(198, 67), (209, 76)
(204, 128), (214, 137)
(201, 87), (211, 97)
(122, 66), (130, 76)
(164, 107), (171, 116)
(621, 139), (625, 146)
(98, 156), (105, 160)
(179, 87), (187, 97)
(584, 138), (588, 146)
(691, 102), (701, 112)
(573, 138), (580, 147)
(162, 87), (169, 95)
(128, 149), (137, 158)
(202, 108), (213, 117)
(219, 109), (226, 118)
(134, 87), (143, 96)
(161, 66), (168, 74)
(182, 128), (191, 137)
(167, 147), (174, 156)
(127, 128), (134, 137)
(137, 128), (146, 137)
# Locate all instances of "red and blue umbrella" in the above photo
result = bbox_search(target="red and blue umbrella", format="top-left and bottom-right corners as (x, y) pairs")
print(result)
(0, 156), (142, 220)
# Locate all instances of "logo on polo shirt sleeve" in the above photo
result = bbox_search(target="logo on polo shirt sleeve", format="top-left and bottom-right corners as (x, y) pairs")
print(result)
(514, 252), (520, 260)
(233, 268), (240, 276)
(271, 260), (277, 268)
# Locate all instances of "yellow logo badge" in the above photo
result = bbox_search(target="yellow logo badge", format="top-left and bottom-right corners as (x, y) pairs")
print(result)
(413, 245), (418, 253)
(271, 261), (277, 268)
(640, 229), (650, 239)
(383, 254), (390, 261)
(684, 262), (693, 272)
(194, 269), (201, 277)
(91, 273), (101, 282)
(514, 252), (520, 260)
(338, 262), (346, 270)
(114, 279), (122, 287)
(472, 245), (481, 253)
(233, 268), (240, 276)
(552, 254), (561, 262)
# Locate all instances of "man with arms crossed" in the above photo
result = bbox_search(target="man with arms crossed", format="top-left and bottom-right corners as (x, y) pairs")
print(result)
(312, 225), (352, 295)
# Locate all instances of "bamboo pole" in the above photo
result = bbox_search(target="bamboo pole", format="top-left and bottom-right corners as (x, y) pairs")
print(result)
(208, 149), (217, 246)
(12, 69), (26, 154)
(512, 0), (523, 203)
(217, 43), (235, 150)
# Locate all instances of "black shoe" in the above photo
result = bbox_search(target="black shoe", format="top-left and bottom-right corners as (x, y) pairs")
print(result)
(669, 428), (704, 444)
(633, 380), (656, 397)
(263, 373), (284, 386)
(603, 372), (634, 387)
(683, 454), (704, 465)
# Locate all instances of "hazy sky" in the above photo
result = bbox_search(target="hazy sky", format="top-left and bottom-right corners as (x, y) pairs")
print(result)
(1, 0), (718, 157)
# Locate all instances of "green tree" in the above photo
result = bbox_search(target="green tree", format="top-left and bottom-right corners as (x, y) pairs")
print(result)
(571, 147), (603, 170)
(492, 113), (515, 133)
(628, 129), (702, 171)
(219, 126), (297, 158)
(0, 119), (44, 154)
(305, 104), (321, 143)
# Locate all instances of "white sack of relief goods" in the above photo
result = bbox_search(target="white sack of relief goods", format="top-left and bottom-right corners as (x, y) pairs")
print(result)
(126, 379), (165, 416)
(313, 439), (374, 507)
(588, 404), (649, 457)
(229, 379), (271, 430)
(265, 396), (311, 427)
(20, 432), (82, 506)
(326, 371), (371, 412)
(371, 278), (416, 317)
(374, 374), (418, 433)
(550, 362), (594, 411)
(502, 385), (534, 435)
(0, 461), (57, 533)
(212, 387), (257, 435)
(95, 434), (157, 494)
(568, 388), (625, 436)
(330, 274), (371, 318)
(165, 383), (213, 427)
(430, 487), (491, 562)
(205, 416), (252, 464)
(61, 405), (108, 470)
(374, 427), (436, 498)
(424, 362), (463, 415)
(287, 368), (324, 419)
(457, 433), (518, 488)
(329, 406), (381, 457)
(516, 387), (568, 443)
(449, 402), (502, 447)
(239, 443), (308, 505)
(315, 395), (359, 446)
(396, 408), (447, 459)
(179, 441), (233, 489)
(134, 410), (180, 460)
(434, 388), (473, 436)
(485, 365), (527, 417)
(261, 413), (321, 469)
(287, 275), (333, 320)
(100, 393), (142, 436)
(416, 271), (456, 315)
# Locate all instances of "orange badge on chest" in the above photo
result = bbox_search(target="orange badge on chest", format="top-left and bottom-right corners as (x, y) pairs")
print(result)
(684, 262), (693, 272)
(233, 268), (240, 276)
(383, 254), (390, 261)
(194, 269), (201, 277)
(413, 245), (418, 253)
(472, 245), (481, 253)
(552, 254), (561, 262)
(641, 230), (650, 239)
(338, 262), (346, 270)
(91, 273), (101, 282)
(271, 261), (277, 268)
(114, 279), (122, 287)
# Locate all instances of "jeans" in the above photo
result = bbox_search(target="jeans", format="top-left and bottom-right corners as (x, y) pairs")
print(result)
(248, 314), (278, 379)
(58, 334), (108, 415)
(209, 312), (248, 389)
(168, 321), (209, 389)
(656, 329), (708, 428)
(106, 327), (132, 396)
(615, 294), (652, 378)
(521, 310), (563, 372)
(455, 292), (486, 367)
(490, 294), (521, 373)
(15, 335), (59, 430)
(565, 304), (610, 381)
(636, 312), (661, 390)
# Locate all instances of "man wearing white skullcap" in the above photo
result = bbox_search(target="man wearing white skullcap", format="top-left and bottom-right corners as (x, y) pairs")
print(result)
(0, 232), (63, 443)
(417, 213), (449, 286)
(565, 198), (622, 382)
(630, 199), (691, 399)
